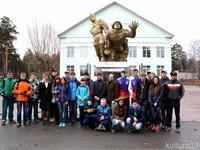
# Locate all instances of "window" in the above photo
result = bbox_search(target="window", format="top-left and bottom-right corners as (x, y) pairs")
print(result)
(67, 47), (74, 57)
(80, 46), (88, 57)
(80, 65), (87, 76)
(143, 46), (151, 58)
(157, 66), (164, 77)
(157, 47), (165, 58)
(129, 46), (137, 57)
(66, 65), (74, 72)
(143, 66), (151, 73)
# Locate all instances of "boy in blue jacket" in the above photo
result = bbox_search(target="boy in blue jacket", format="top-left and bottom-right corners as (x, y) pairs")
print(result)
(126, 99), (144, 133)
(96, 98), (111, 131)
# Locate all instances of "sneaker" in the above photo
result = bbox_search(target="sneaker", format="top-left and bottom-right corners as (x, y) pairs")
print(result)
(165, 127), (172, 131)
(24, 122), (31, 126)
(111, 129), (115, 133)
(16, 123), (21, 127)
(155, 126), (161, 132)
(59, 123), (63, 127)
(96, 124), (102, 130)
(150, 125), (156, 131)
(9, 120), (16, 124)
(161, 125), (166, 130)
(176, 128), (181, 133)
(49, 118), (54, 123)
(62, 123), (66, 127)
(101, 124), (106, 131)
(1, 120), (6, 126)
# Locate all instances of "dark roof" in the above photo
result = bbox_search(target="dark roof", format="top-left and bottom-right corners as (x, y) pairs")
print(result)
(58, 1), (174, 38)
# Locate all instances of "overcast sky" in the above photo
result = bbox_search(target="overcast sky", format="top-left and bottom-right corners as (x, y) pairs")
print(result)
(1, 0), (200, 57)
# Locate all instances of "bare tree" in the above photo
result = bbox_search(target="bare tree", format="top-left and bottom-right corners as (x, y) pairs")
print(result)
(26, 22), (60, 75)
(189, 39), (200, 79)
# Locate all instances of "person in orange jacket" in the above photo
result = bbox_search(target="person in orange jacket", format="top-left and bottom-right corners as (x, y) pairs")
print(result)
(13, 72), (33, 127)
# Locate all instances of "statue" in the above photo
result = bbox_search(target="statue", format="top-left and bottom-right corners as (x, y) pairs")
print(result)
(90, 14), (109, 61)
(90, 14), (139, 62)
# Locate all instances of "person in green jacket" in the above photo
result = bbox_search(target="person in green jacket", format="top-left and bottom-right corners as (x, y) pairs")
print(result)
(76, 78), (90, 125)
(0, 72), (16, 126)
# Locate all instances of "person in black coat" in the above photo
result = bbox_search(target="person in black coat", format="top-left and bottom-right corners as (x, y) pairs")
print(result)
(38, 73), (52, 125)
(93, 72), (107, 105)
(136, 72), (151, 126)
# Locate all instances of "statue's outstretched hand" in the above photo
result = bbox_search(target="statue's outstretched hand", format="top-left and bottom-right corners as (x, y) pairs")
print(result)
(129, 21), (139, 31)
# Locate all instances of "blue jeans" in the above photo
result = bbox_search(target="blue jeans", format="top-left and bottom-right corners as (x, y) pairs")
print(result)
(28, 100), (39, 121)
(2, 97), (14, 121)
(58, 102), (67, 123)
(17, 101), (28, 124)
(126, 117), (143, 130)
(69, 101), (77, 123)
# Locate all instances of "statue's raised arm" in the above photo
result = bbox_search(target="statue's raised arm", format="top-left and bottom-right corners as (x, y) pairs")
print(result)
(125, 21), (139, 38)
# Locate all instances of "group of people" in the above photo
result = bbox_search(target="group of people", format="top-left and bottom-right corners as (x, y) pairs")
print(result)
(0, 68), (185, 134)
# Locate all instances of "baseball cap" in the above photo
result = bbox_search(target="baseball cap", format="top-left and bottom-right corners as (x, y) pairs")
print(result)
(170, 71), (177, 76)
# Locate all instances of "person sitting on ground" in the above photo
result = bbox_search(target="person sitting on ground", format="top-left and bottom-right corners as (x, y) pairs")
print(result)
(96, 98), (111, 131)
(82, 99), (97, 129)
(126, 99), (144, 134)
(111, 98), (127, 133)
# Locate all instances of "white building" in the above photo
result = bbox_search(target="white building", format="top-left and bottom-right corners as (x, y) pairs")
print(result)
(58, 2), (174, 80)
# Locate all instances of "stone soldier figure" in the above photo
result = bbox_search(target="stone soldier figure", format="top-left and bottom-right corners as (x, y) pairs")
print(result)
(90, 14), (109, 61)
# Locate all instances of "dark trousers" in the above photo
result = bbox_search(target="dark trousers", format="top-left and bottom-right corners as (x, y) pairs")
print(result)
(82, 114), (96, 129)
(79, 106), (85, 124)
(28, 100), (39, 121)
(167, 100), (180, 128)
(124, 98), (130, 113)
(53, 103), (60, 125)
(49, 102), (54, 119)
(161, 98), (169, 126)
(17, 101), (28, 124)
(139, 99), (150, 125)
(69, 101), (77, 123)
(2, 97), (14, 121)
(42, 110), (50, 124)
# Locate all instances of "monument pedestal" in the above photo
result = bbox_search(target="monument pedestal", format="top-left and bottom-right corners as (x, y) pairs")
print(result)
(95, 61), (130, 78)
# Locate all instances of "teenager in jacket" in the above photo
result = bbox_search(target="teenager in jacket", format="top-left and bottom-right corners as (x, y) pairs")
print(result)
(68, 72), (80, 125)
(93, 72), (107, 106)
(107, 74), (119, 106)
(96, 98), (111, 131)
(13, 72), (33, 127)
(136, 72), (151, 126)
(76, 78), (90, 125)
(148, 76), (164, 132)
(38, 73), (52, 125)
(51, 76), (60, 125)
(83, 72), (94, 99)
(28, 72), (40, 123)
(160, 70), (170, 130)
(126, 99), (144, 133)
(117, 70), (130, 110)
(57, 77), (69, 127)
(128, 69), (140, 100)
(166, 71), (185, 133)
(82, 99), (97, 129)
(0, 72), (16, 126)
(111, 99), (127, 133)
